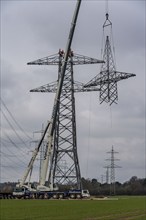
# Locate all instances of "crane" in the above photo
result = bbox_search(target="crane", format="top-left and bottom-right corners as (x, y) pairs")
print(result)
(17, 0), (82, 191)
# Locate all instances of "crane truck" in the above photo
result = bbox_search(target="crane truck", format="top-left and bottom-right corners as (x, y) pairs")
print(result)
(12, 185), (90, 199)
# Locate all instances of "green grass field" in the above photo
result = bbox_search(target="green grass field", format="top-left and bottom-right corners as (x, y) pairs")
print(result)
(0, 196), (146, 220)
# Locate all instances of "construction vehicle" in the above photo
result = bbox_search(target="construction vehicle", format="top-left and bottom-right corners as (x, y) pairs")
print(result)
(12, 185), (90, 199)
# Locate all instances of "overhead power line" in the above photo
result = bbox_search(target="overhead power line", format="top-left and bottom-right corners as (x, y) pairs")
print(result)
(0, 98), (32, 140)
(1, 109), (30, 150)
(2, 131), (29, 156)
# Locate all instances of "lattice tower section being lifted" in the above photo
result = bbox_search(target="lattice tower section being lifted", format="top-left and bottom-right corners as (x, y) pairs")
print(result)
(84, 13), (135, 105)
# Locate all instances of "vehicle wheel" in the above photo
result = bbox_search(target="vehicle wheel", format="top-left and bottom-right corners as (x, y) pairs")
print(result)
(59, 194), (64, 199)
(70, 194), (75, 199)
(44, 193), (49, 199)
(31, 193), (36, 199)
(39, 194), (44, 199)
(76, 194), (81, 199)
(53, 194), (58, 199)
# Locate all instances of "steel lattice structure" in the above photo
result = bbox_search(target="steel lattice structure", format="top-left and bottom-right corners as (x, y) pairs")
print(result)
(84, 14), (136, 105)
(106, 146), (121, 195)
(28, 50), (103, 189)
(84, 35), (135, 105)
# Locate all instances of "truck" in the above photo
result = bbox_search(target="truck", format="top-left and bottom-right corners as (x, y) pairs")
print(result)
(12, 185), (90, 199)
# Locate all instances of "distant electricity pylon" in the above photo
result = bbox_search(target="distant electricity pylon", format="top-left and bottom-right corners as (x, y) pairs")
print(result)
(105, 146), (121, 195)
(103, 166), (109, 184)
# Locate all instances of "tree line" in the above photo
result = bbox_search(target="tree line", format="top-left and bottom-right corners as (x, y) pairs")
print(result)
(81, 176), (146, 196)
(0, 176), (146, 196)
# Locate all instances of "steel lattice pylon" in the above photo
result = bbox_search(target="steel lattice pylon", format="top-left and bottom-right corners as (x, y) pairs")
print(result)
(100, 36), (117, 104)
(84, 13), (136, 105)
(84, 34), (135, 105)
(49, 53), (81, 188)
(28, 50), (103, 189)
(106, 146), (121, 195)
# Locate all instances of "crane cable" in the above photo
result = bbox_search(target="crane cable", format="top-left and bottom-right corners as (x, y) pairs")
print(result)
(106, 0), (108, 15)
(101, 0), (117, 69)
(104, 0), (115, 146)
(99, 1), (116, 148)
(109, 105), (114, 147)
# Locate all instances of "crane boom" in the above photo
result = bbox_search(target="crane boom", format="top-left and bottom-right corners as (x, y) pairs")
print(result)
(19, 122), (50, 187)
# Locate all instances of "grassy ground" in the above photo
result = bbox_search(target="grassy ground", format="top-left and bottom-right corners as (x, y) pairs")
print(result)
(0, 196), (146, 220)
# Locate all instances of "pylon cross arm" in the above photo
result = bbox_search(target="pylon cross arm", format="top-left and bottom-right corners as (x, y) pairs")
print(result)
(30, 81), (100, 93)
(84, 71), (136, 87)
(27, 53), (104, 66)
(73, 54), (104, 65)
(30, 81), (58, 93)
(83, 71), (135, 105)
(27, 53), (59, 65)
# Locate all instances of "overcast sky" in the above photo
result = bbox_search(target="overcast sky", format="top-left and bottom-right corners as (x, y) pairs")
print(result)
(1, 0), (145, 184)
